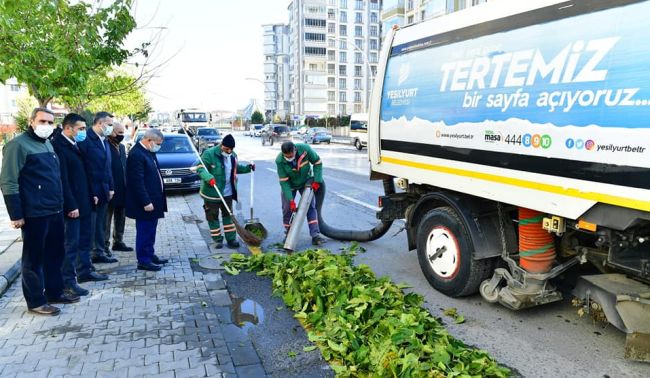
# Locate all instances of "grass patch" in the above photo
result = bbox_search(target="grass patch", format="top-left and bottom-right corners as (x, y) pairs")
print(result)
(225, 248), (508, 377)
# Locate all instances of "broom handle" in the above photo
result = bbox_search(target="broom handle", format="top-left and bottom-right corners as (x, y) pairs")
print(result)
(249, 162), (254, 220)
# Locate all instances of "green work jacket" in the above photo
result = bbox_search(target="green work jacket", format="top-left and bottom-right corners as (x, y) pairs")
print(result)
(275, 143), (322, 201)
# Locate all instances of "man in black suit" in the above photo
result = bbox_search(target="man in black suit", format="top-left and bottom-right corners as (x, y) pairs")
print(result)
(125, 128), (168, 271)
(53, 113), (108, 294)
(79, 111), (117, 264)
(105, 121), (133, 253)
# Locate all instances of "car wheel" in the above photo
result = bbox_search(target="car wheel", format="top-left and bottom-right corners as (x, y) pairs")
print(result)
(415, 207), (494, 297)
(355, 139), (363, 150)
(326, 140), (331, 144)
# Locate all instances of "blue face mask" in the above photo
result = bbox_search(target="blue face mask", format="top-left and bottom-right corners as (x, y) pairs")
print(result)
(150, 143), (161, 153)
(74, 130), (87, 142)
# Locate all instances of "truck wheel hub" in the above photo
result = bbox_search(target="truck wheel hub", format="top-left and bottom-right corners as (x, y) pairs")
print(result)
(426, 227), (459, 278)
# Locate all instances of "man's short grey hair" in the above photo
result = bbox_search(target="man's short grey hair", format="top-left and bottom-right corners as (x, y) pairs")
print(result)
(113, 121), (124, 132)
(30, 107), (55, 120)
(144, 128), (163, 142)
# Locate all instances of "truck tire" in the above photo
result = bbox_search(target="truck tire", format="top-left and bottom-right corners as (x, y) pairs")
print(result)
(416, 207), (493, 297)
(355, 139), (363, 150)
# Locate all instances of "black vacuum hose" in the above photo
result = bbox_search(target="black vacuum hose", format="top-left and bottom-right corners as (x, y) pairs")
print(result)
(315, 178), (395, 242)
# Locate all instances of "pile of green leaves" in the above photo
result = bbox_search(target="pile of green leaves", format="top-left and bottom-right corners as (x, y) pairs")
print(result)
(225, 249), (508, 377)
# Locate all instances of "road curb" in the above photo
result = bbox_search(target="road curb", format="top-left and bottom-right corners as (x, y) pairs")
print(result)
(0, 240), (21, 297)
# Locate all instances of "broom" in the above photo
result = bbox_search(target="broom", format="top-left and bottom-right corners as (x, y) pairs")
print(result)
(190, 143), (263, 246)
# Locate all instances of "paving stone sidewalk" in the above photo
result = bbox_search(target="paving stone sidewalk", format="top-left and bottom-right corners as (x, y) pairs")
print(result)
(0, 147), (23, 295)
(0, 195), (265, 377)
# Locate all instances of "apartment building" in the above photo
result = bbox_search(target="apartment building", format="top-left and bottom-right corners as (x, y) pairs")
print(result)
(0, 79), (28, 125)
(381, 0), (488, 38)
(262, 23), (291, 120)
(287, 0), (382, 118)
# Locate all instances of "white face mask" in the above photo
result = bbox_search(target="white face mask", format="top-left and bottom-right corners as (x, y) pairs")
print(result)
(222, 151), (232, 158)
(150, 143), (161, 153)
(284, 156), (295, 162)
(34, 124), (53, 139)
(103, 125), (114, 136)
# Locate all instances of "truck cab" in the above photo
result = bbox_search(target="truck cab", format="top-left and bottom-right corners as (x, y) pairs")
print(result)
(176, 108), (212, 135)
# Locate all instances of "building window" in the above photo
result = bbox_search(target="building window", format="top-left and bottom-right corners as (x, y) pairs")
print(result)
(328, 104), (336, 114)
(328, 91), (336, 101)
(339, 65), (347, 75)
(355, 12), (362, 23)
(328, 50), (336, 61)
(407, 0), (414, 10)
(305, 47), (326, 55)
(355, 52), (362, 64)
(340, 51), (347, 63)
(421, 10), (426, 21)
(11, 99), (17, 107)
(340, 25), (347, 36)
(369, 39), (378, 50)
(305, 32), (326, 41)
(370, 0), (379, 10)
(354, 78), (362, 90)
(339, 91), (347, 102)
(354, 92), (362, 102)
(355, 39), (363, 50)
(328, 39), (336, 48)
(10, 84), (21, 92)
(328, 77), (336, 88)
(354, 104), (363, 113)
(339, 78), (347, 89)
(339, 39), (347, 49)
(328, 23), (336, 33)
(355, 25), (362, 37)
(355, 0), (364, 10)
(370, 52), (378, 63)
(305, 18), (326, 28)
(339, 104), (347, 115)
(328, 9), (335, 20)
(370, 12), (378, 23)
(309, 63), (318, 71)
(340, 0), (347, 8)
(340, 11), (347, 22)
(371, 65), (377, 76)
(354, 65), (362, 77)
(370, 25), (378, 37)
(328, 64), (336, 75)
(407, 15), (414, 24)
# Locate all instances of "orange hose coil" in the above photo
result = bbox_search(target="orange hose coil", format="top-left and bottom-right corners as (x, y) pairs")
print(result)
(518, 208), (556, 273)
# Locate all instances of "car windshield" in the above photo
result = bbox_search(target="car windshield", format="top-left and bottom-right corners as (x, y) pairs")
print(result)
(159, 137), (194, 154)
(254, 125), (264, 130)
(181, 112), (207, 122)
(350, 120), (367, 130)
(197, 128), (219, 136)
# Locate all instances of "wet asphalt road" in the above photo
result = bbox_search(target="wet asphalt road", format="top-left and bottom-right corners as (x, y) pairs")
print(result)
(179, 132), (648, 378)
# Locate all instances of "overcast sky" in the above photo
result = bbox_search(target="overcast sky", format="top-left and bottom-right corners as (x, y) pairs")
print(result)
(128, 0), (289, 114)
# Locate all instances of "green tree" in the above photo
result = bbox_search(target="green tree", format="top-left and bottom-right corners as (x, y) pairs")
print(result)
(251, 110), (264, 124)
(0, 0), (141, 106)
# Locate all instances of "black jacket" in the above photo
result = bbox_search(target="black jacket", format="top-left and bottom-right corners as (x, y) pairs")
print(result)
(52, 134), (93, 217)
(0, 129), (63, 219)
(125, 142), (167, 220)
(108, 140), (127, 207)
(78, 128), (114, 206)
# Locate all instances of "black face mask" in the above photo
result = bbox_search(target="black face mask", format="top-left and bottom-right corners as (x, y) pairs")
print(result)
(111, 135), (125, 143)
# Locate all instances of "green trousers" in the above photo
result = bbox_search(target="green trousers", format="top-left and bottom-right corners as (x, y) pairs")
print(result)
(203, 197), (236, 242)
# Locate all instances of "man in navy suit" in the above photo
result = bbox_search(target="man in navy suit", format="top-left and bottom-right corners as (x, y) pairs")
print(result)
(52, 113), (108, 294)
(105, 122), (133, 253)
(125, 129), (168, 271)
(79, 111), (117, 264)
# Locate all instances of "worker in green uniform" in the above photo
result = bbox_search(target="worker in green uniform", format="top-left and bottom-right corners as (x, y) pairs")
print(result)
(276, 141), (325, 245)
(194, 134), (254, 248)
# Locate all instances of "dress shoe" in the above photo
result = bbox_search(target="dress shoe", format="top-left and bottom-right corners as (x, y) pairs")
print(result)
(152, 255), (169, 264)
(311, 234), (326, 246)
(112, 242), (134, 252)
(137, 262), (161, 271)
(78, 271), (109, 283)
(28, 304), (60, 316)
(214, 241), (223, 249)
(65, 283), (89, 296)
(226, 240), (240, 249)
(47, 293), (80, 304)
(92, 255), (118, 264)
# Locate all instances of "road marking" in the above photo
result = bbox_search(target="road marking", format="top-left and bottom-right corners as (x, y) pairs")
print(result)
(267, 168), (277, 173)
(332, 192), (380, 212)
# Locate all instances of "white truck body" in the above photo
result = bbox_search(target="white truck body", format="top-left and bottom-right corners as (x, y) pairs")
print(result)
(369, 0), (650, 220)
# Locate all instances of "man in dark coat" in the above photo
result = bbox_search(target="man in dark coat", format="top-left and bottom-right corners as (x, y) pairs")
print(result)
(78, 111), (117, 264)
(53, 113), (108, 296)
(0, 108), (79, 315)
(105, 121), (133, 252)
(125, 128), (168, 271)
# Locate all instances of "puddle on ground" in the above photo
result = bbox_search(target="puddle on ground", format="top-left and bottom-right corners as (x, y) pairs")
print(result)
(230, 295), (264, 331)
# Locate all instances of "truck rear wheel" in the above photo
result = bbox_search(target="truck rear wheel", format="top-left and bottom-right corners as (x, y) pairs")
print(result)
(416, 207), (493, 297)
